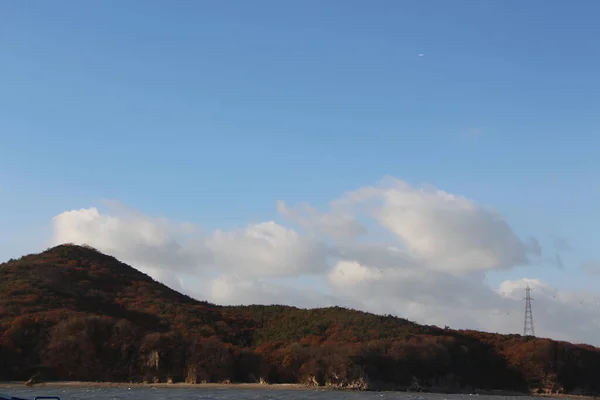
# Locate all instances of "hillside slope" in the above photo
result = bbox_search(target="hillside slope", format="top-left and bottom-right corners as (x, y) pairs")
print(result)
(0, 244), (598, 394)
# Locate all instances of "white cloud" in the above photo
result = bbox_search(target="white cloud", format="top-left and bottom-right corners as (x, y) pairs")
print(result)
(277, 200), (367, 240)
(333, 178), (539, 273)
(328, 258), (506, 331)
(208, 275), (347, 309)
(51, 205), (212, 276)
(46, 178), (600, 347)
(206, 221), (332, 277)
(51, 203), (332, 279)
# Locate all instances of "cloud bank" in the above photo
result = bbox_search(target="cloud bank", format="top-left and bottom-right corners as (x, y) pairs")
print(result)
(49, 177), (600, 346)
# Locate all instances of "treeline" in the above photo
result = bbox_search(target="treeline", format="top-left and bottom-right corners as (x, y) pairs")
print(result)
(0, 313), (523, 391)
(0, 244), (599, 394)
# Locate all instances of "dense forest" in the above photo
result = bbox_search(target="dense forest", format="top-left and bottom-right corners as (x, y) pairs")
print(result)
(0, 244), (598, 394)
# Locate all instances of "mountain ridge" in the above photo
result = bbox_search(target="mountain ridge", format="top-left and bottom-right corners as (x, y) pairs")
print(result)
(0, 244), (598, 394)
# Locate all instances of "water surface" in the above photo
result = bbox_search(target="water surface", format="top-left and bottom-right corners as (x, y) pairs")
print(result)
(0, 387), (546, 400)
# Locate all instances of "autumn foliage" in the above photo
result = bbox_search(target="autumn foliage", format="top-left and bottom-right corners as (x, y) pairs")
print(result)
(0, 244), (598, 393)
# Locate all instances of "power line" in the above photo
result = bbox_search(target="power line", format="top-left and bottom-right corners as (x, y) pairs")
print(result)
(524, 286), (535, 337)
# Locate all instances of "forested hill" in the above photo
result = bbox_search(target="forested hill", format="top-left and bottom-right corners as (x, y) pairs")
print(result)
(0, 244), (599, 394)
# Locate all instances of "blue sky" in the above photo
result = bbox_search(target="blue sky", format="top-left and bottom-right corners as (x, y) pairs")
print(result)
(2, 0), (600, 299)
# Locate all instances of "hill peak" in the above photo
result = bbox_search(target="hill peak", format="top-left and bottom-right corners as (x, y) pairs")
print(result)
(42, 243), (113, 259)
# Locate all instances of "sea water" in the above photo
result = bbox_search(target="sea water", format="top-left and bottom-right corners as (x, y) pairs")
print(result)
(0, 387), (542, 400)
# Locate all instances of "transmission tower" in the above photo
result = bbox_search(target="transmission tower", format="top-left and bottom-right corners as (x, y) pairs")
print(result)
(523, 286), (536, 336)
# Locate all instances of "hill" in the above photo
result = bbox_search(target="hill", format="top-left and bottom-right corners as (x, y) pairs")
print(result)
(0, 244), (599, 394)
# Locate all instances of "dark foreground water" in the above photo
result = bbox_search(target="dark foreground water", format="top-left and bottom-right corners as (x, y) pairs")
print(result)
(0, 387), (545, 400)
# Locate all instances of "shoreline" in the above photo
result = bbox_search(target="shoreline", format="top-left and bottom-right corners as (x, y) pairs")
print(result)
(0, 381), (317, 391)
(0, 381), (596, 398)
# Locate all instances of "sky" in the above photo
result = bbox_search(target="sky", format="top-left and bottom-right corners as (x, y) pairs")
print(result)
(2, 0), (600, 345)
